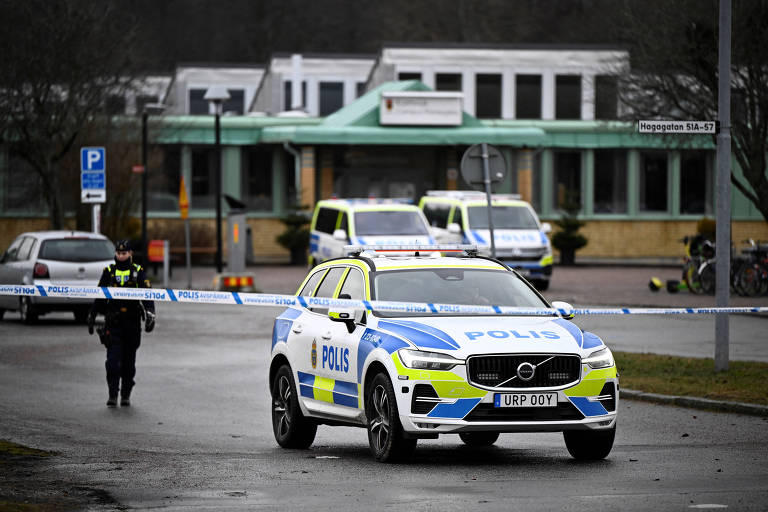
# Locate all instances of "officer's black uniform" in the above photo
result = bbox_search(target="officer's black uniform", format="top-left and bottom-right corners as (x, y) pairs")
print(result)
(88, 240), (155, 407)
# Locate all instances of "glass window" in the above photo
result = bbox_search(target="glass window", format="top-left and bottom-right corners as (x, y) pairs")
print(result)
(594, 150), (627, 214)
(639, 152), (668, 212)
(339, 269), (365, 300)
(595, 75), (618, 120)
(148, 146), (181, 212)
(191, 148), (215, 209)
(467, 206), (539, 230)
(16, 237), (35, 261)
(338, 212), (348, 234)
(452, 206), (463, 229)
(283, 80), (307, 110)
(314, 208), (339, 234)
(356, 82), (366, 98)
(299, 270), (325, 297)
(1, 237), (24, 263)
(436, 73), (462, 91)
(556, 75), (581, 120)
(373, 268), (546, 317)
(189, 89), (208, 115)
(423, 202), (451, 228)
(242, 148), (272, 211)
(222, 89), (244, 115)
(312, 267), (346, 314)
(516, 74), (542, 119)
(319, 82), (344, 116)
(38, 239), (114, 262)
(553, 152), (582, 209)
(354, 211), (429, 236)
(680, 151), (712, 215)
(398, 72), (421, 81)
(475, 74), (502, 119)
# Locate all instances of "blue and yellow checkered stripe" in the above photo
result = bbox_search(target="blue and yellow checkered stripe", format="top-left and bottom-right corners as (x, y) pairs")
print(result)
(297, 371), (358, 408)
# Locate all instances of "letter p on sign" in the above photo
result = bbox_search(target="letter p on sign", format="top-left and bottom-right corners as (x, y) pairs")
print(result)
(81, 147), (106, 172)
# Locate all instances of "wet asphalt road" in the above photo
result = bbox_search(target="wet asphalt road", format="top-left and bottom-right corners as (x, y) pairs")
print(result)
(1, 302), (767, 511)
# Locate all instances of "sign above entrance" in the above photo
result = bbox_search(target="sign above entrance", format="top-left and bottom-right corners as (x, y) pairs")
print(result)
(380, 91), (463, 126)
(638, 120), (716, 134)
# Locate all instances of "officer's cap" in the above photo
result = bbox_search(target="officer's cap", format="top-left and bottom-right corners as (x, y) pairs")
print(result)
(115, 239), (132, 252)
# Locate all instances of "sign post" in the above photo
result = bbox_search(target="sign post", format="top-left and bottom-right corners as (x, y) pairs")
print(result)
(80, 147), (106, 233)
(460, 144), (507, 258)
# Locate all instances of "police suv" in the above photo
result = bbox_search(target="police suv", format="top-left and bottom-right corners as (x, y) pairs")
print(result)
(419, 191), (553, 290)
(308, 199), (433, 267)
(269, 245), (618, 462)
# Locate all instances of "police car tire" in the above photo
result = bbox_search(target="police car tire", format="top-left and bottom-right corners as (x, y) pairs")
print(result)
(459, 432), (500, 447)
(563, 424), (616, 460)
(20, 297), (37, 324)
(365, 373), (416, 463)
(271, 365), (317, 449)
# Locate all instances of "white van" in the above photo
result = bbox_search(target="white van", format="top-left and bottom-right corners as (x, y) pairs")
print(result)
(418, 191), (553, 290)
(308, 199), (434, 266)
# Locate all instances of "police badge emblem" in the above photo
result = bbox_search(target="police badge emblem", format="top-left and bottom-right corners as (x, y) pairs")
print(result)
(311, 339), (317, 369)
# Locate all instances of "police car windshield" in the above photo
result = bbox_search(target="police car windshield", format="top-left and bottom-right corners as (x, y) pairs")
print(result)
(468, 206), (539, 230)
(373, 268), (547, 316)
(38, 239), (114, 262)
(354, 211), (429, 236)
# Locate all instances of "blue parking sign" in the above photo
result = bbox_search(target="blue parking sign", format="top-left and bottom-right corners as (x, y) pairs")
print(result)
(81, 147), (105, 172)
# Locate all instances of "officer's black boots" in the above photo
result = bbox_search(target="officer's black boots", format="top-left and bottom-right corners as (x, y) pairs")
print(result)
(120, 395), (130, 407)
(107, 395), (118, 407)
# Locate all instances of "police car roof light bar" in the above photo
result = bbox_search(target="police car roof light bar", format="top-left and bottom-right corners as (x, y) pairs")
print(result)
(425, 190), (522, 201)
(344, 244), (478, 257)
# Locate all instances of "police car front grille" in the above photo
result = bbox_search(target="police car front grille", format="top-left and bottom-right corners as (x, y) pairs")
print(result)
(463, 401), (583, 422)
(496, 248), (546, 260)
(467, 354), (581, 389)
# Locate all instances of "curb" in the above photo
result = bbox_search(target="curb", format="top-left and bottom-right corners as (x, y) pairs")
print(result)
(620, 388), (768, 417)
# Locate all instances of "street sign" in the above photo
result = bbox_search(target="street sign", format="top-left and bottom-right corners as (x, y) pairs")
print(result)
(638, 120), (716, 134)
(460, 144), (507, 191)
(80, 147), (106, 204)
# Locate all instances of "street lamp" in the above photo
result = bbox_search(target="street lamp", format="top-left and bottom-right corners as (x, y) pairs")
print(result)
(204, 86), (230, 273)
(140, 102), (166, 265)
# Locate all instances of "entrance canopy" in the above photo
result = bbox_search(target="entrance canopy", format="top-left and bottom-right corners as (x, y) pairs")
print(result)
(260, 80), (545, 146)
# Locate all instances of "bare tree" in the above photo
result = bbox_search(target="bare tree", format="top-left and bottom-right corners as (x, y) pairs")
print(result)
(615, 0), (768, 223)
(0, 0), (141, 228)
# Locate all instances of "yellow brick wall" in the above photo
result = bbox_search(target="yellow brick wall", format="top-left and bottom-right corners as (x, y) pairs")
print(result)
(0, 218), (76, 251)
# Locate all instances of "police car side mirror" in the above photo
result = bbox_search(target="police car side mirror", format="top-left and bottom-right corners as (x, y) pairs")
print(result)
(329, 293), (363, 333)
(447, 222), (461, 234)
(541, 222), (552, 234)
(333, 229), (348, 241)
(551, 300), (574, 320)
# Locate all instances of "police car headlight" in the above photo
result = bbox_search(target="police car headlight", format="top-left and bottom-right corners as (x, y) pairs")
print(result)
(398, 349), (463, 371)
(583, 347), (615, 369)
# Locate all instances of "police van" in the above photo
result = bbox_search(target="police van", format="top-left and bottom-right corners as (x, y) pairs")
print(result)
(418, 191), (553, 290)
(269, 245), (618, 462)
(308, 199), (434, 267)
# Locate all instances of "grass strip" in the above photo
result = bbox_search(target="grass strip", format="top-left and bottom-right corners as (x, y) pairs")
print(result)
(614, 351), (768, 406)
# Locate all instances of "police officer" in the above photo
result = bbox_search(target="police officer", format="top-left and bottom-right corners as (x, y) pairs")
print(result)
(87, 239), (156, 407)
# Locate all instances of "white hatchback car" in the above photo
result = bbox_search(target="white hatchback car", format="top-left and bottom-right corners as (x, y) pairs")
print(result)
(0, 231), (114, 323)
(269, 245), (618, 462)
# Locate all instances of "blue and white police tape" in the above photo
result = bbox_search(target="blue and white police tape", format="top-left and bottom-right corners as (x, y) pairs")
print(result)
(2, 284), (767, 316)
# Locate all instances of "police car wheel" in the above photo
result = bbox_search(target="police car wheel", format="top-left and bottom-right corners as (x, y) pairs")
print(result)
(459, 432), (500, 447)
(563, 424), (616, 460)
(271, 365), (317, 449)
(365, 373), (416, 463)
(19, 297), (37, 324)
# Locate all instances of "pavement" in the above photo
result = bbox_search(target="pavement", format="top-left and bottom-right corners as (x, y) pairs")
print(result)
(155, 262), (768, 416)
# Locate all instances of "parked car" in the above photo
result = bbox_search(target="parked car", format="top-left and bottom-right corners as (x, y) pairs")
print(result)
(419, 190), (553, 290)
(0, 231), (115, 323)
(269, 244), (618, 462)
(308, 198), (434, 267)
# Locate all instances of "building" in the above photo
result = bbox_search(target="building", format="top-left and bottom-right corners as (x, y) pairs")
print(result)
(1, 44), (765, 263)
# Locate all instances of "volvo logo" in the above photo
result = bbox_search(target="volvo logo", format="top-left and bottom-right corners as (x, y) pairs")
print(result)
(516, 362), (536, 381)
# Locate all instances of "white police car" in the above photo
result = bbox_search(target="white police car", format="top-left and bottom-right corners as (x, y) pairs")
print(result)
(308, 199), (433, 267)
(269, 245), (618, 462)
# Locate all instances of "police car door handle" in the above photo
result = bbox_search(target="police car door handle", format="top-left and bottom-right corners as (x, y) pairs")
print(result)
(321, 332), (332, 340)
(292, 325), (303, 334)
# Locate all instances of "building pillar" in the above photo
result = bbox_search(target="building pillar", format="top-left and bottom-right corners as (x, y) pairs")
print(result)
(540, 149), (554, 216)
(542, 71), (555, 120)
(669, 150), (681, 215)
(181, 146), (192, 207)
(517, 149), (534, 204)
(221, 146), (241, 204)
(319, 149), (334, 199)
(627, 149), (639, 216)
(581, 74), (595, 121)
(583, 149), (595, 215)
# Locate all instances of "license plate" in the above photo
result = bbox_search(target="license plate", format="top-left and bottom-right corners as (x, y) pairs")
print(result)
(494, 392), (557, 408)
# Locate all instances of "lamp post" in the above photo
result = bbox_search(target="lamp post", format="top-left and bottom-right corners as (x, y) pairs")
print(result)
(203, 86), (230, 273)
(140, 103), (166, 265)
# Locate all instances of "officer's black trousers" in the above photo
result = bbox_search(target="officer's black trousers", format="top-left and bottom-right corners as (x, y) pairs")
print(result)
(105, 327), (141, 398)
